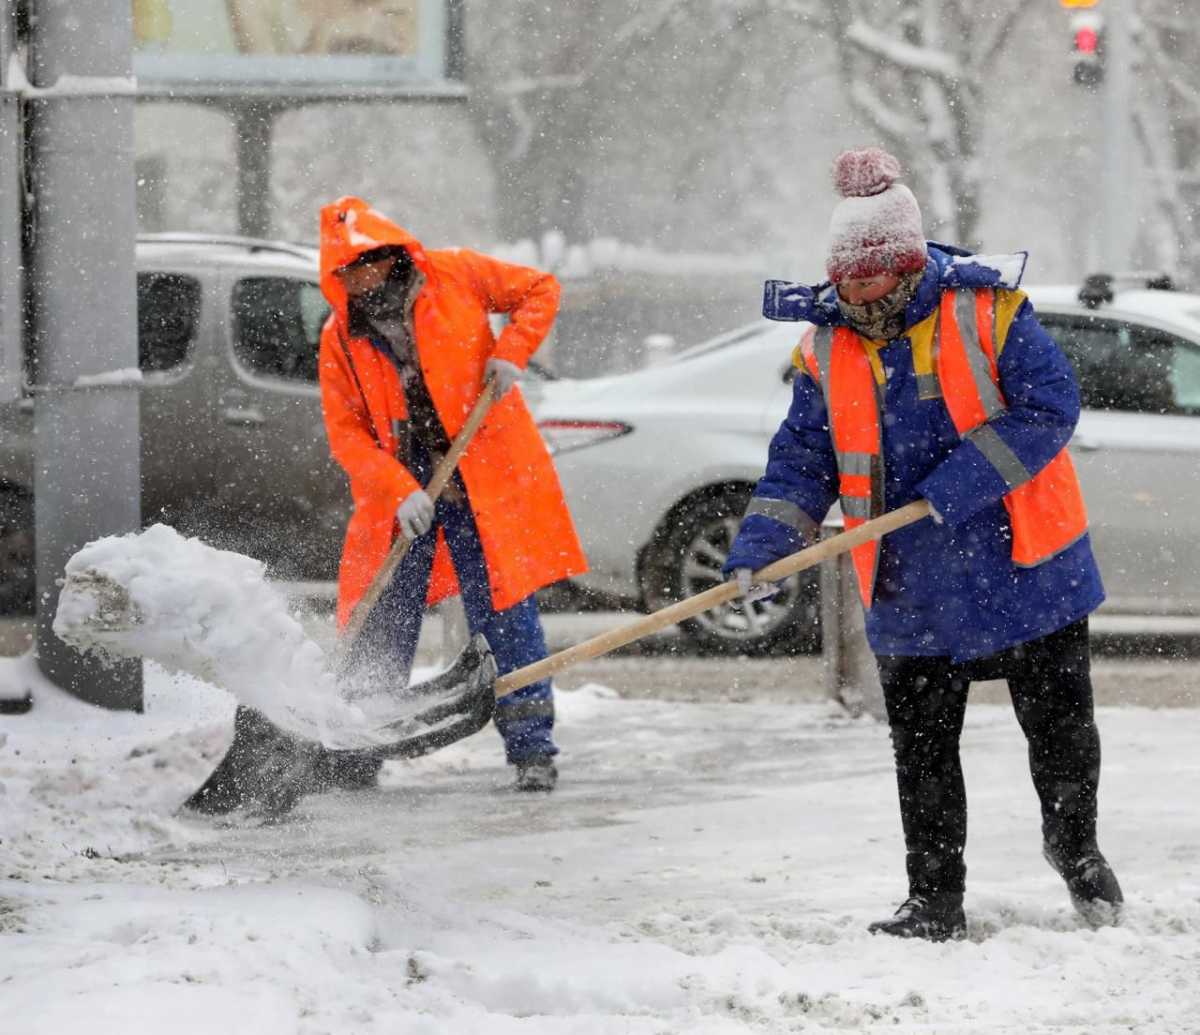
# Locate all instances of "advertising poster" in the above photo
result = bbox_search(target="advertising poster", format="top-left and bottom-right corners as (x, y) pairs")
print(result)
(133, 0), (446, 85)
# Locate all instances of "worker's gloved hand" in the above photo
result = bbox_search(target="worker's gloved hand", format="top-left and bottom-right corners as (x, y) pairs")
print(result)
(397, 489), (434, 539)
(485, 357), (522, 398)
(733, 567), (779, 604)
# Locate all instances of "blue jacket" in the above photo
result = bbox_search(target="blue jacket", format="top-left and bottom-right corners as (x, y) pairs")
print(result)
(725, 245), (1105, 661)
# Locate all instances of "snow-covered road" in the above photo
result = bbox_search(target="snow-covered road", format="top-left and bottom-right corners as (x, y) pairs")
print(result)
(2, 653), (1199, 1034)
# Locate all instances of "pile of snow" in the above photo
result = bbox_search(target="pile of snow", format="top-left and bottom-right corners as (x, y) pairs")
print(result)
(52, 524), (383, 749)
(0, 653), (229, 875)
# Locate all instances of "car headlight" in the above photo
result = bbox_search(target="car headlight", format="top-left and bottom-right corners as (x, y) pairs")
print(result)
(537, 420), (632, 456)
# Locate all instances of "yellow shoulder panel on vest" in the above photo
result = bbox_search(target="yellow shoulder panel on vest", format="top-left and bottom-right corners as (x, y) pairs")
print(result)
(907, 310), (938, 377)
(859, 338), (887, 386)
(791, 340), (819, 381)
(994, 289), (1028, 358)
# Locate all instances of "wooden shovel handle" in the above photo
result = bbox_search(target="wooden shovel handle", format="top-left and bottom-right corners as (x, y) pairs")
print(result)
(494, 499), (932, 699)
(340, 377), (498, 649)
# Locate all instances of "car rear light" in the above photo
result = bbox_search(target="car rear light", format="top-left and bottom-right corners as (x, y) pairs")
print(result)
(537, 420), (632, 456)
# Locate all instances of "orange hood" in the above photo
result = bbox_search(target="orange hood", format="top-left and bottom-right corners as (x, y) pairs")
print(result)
(318, 196), (432, 321)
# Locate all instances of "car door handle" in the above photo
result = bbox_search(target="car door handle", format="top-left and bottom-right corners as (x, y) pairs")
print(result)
(222, 406), (266, 427)
(1071, 437), (1102, 453)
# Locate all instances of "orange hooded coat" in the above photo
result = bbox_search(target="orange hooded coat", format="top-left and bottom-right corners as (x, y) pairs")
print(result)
(317, 197), (587, 629)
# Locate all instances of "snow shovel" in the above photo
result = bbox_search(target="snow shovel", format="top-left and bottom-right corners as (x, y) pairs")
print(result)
(184, 379), (500, 815)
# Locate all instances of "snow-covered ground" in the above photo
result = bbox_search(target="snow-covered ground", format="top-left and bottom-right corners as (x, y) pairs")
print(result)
(3, 650), (1199, 1034)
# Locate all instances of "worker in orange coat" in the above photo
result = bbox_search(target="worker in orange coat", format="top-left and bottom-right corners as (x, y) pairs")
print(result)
(317, 196), (587, 791)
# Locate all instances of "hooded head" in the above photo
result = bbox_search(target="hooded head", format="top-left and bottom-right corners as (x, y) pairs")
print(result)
(825, 148), (927, 284)
(319, 196), (430, 330)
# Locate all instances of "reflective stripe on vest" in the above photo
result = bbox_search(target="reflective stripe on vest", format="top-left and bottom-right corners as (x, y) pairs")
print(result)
(744, 496), (820, 541)
(803, 288), (1089, 610)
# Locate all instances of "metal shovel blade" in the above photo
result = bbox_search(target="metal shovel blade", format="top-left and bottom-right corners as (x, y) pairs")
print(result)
(181, 635), (498, 817)
(334, 632), (499, 762)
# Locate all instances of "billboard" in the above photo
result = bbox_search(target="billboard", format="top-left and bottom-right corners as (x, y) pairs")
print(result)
(133, 0), (452, 87)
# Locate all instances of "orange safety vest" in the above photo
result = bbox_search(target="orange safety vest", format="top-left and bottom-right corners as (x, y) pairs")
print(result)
(798, 288), (1088, 609)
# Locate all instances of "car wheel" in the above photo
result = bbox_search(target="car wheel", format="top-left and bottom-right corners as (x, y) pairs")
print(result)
(0, 488), (35, 616)
(643, 489), (821, 655)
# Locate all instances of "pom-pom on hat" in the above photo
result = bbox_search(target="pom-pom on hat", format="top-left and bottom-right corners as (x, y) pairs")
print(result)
(826, 148), (927, 283)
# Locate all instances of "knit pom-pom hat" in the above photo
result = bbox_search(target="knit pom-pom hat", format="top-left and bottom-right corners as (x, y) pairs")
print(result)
(825, 148), (927, 283)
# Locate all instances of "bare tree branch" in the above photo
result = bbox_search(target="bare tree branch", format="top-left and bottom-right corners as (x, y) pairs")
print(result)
(842, 17), (961, 83)
(848, 80), (922, 142)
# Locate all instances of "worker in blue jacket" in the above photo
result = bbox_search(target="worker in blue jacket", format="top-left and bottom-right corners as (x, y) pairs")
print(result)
(725, 148), (1122, 941)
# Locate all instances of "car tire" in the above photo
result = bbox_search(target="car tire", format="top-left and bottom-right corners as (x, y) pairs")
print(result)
(642, 489), (821, 655)
(0, 487), (35, 616)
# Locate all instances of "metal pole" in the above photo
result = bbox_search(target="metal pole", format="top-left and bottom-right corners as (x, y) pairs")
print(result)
(27, 0), (142, 710)
(446, 0), (466, 81)
(1101, 0), (1132, 271)
(0, 5), (23, 406)
(234, 101), (275, 239)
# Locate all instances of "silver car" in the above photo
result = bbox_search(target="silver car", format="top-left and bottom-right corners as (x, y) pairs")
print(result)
(535, 274), (1200, 653)
(0, 234), (343, 612)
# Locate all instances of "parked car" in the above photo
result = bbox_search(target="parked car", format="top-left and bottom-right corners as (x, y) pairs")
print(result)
(534, 273), (1200, 654)
(0, 234), (345, 613)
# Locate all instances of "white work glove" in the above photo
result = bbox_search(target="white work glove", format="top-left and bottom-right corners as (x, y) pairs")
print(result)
(733, 567), (779, 604)
(484, 357), (522, 398)
(397, 489), (434, 539)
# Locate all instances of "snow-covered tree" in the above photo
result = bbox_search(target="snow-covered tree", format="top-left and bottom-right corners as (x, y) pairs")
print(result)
(1133, 1), (1200, 283)
(827, 0), (1036, 247)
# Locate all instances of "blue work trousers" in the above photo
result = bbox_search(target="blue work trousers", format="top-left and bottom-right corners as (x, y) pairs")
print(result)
(351, 466), (557, 765)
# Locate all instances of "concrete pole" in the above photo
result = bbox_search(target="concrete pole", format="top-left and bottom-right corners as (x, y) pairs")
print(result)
(27, 0), (142, 710)
(1101, 0), (1133, 272)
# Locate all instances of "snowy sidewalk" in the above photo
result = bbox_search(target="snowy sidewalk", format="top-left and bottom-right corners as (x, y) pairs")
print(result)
(2, 654), (1199, 1033)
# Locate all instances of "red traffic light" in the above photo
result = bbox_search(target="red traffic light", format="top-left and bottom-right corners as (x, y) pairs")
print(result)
(1069, 9), (1104, 85)
(1074, 26), (1100, 53)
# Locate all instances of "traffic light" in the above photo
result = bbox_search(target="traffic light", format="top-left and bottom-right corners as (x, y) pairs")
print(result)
(1070, 10), (1105, 86)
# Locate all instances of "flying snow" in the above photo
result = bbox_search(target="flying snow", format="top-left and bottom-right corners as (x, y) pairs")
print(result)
(52, 524), (388, 749)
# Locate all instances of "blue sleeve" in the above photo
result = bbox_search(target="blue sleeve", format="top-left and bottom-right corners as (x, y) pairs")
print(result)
(917, 300), (1080, 527)
(723, 370), (840, 574)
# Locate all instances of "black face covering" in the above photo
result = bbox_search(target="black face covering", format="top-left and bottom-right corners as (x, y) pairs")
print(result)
(348, 252), (414, 327)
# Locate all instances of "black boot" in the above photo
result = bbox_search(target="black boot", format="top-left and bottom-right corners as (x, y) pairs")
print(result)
(514, 755), (558, 792)
(183, 707), (320, 818)
(868, 892), (966, 941)
(1043, 842), (1123, 927)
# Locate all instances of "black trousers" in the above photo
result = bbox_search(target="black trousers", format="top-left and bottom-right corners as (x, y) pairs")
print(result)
(875, 619), (1101, 896)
